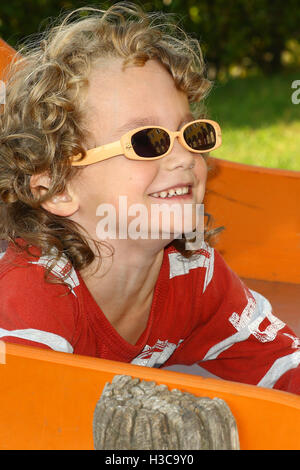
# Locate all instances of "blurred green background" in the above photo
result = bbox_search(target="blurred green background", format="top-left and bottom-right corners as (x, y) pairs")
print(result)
(0, 0), (299, 170)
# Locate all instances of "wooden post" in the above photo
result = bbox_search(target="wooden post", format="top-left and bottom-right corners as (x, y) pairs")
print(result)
(93, 375), (240, 450)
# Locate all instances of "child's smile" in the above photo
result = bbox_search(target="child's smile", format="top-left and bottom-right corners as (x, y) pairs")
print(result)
(148, 183), (194, 200)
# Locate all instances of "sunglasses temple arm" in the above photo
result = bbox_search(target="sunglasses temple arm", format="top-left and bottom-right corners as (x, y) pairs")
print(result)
(71, 141), (123, 166)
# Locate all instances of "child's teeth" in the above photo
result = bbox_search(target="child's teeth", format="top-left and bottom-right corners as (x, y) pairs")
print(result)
(151, 186), (189, 198)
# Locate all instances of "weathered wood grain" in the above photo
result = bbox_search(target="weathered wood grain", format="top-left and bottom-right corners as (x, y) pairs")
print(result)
(93, 375), (240, 450)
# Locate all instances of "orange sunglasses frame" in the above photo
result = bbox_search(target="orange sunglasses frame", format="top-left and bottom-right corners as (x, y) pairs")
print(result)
(70, 119), (222, 166)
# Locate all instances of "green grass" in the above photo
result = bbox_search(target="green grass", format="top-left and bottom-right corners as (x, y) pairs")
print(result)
(206, 70), (300, 171)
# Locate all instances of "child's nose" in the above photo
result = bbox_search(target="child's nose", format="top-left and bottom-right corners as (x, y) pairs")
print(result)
(162, 136), (195, 170)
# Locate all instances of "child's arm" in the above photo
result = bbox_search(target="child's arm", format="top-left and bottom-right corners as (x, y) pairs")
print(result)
(170, 248), (300, 395)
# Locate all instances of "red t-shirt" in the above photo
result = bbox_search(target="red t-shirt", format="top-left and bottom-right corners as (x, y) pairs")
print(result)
(0, 239), (299, 394)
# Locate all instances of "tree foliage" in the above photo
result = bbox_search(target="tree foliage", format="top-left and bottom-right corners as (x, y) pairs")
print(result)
(0, 0), (299, 77)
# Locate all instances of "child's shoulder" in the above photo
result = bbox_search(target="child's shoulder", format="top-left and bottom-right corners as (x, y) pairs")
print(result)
(164, 241), (233, 293)
(165, 241), (215, 273)
(164, 241), (218, 291)
(0, 240), (37, 279)
(0, 239), (80, 298)
(0, 240), (79, 353)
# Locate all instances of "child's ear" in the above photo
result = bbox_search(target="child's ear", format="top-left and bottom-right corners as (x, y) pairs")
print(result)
(30, 173), (79, 217)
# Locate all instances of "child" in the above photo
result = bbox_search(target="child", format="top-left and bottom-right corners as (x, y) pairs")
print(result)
(0, 2), (299, 394)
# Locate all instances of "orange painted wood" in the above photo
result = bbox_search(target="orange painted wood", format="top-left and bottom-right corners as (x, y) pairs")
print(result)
(205, 157), (300, 284)
(0, 343), (299, 450)
(0, 38), (17, 80)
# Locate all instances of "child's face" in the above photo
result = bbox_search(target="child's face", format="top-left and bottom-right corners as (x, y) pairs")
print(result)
(69, 58), (208, 242)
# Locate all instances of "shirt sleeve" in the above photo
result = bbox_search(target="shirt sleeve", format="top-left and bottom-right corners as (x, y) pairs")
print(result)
(171, 248), (300, 395)
(0, 263), (78, 353)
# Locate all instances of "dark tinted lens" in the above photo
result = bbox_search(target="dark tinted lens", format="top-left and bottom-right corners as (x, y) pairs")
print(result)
(131, 128), (171, 158)
(183, 122), (216, 151)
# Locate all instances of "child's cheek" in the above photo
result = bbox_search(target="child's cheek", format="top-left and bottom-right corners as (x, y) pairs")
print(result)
(194, 158), (208, 203)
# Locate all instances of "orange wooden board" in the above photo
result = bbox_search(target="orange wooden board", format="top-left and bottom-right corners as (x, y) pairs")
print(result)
(0, 343), (299, 450)
(0, 38), (17, 80)
(205, 157), (300, 284)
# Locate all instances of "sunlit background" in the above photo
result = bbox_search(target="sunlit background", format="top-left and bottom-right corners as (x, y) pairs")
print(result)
(0, 0), (299, 170)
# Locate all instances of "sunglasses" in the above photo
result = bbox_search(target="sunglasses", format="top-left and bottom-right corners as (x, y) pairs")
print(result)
(70, 119), (221, 166)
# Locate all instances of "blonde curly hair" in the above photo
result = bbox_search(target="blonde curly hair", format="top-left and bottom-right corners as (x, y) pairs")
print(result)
(0, 1), (219, 285)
